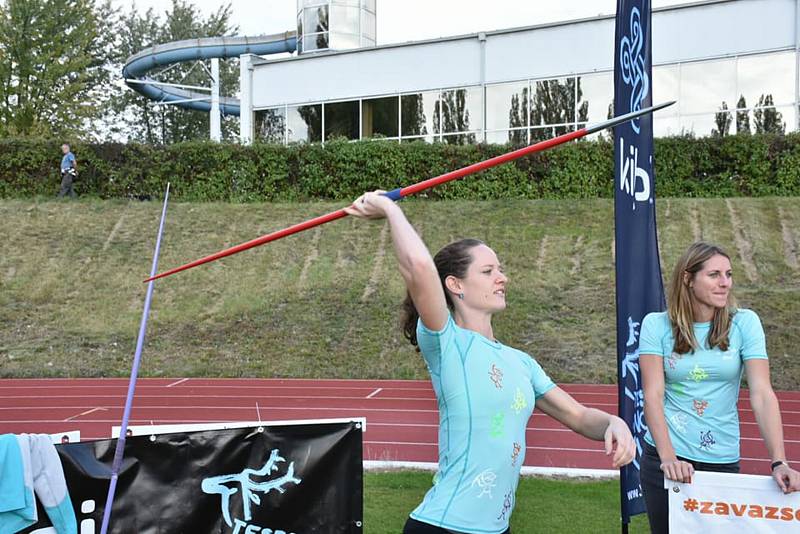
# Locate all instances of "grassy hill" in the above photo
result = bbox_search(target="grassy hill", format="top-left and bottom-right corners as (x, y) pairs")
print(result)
(1, 197), (798, 389)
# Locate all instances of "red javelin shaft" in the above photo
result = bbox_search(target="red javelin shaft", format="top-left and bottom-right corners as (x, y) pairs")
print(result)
(145, 101), (674, 282)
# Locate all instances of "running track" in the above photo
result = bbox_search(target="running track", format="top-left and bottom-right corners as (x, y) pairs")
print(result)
(0, 378), (798, 475)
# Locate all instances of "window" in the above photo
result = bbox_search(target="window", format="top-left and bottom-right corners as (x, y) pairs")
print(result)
(362, 96), (399, 138)
(680, 58), (735, 115)
(530, 77), (576, 127)
(577, 72), (613, 124)
(255, 108), (286, 144)
(438, 87), (483, 134)
(287, 104), (322, 143)
(401, 91), (439, 137)
(325, 100), (360, 140)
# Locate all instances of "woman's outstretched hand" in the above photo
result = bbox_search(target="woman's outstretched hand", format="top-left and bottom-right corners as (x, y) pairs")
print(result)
(604, 417), (637, 468)
(345, 190), (397, 220)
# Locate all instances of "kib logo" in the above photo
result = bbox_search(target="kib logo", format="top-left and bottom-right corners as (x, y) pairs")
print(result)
(202, 448), (302, 534)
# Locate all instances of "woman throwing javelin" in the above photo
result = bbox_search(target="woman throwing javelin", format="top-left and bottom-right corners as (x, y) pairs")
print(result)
(639, 242), (800, 534)
(346, 191), (635, 534)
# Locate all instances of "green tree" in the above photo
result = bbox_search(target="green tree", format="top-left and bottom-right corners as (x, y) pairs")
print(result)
(753, 94), (784, 134)
(106, 0), (238, 143)
(0, 0), (117, 138)
(712, 101), (731, 137)
(530, 78), (587, 141)
(736, 95), (750, 135)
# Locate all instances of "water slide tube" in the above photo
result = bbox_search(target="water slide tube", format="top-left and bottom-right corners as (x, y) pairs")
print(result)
(122, 32), (297, 116)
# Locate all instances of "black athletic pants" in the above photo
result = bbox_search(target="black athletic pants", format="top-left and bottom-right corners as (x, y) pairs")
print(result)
(403, 517), (510, 534)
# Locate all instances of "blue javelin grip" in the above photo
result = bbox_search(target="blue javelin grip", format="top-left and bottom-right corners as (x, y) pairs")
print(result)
(382, 188), (403, 201)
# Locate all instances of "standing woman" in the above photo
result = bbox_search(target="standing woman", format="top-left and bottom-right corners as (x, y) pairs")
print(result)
(639, 241), (800, 534)
(346, 191), (635, 534)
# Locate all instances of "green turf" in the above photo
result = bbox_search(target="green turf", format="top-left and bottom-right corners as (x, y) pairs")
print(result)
(364, 470), (652, 533)
(1, 197), (798, 390)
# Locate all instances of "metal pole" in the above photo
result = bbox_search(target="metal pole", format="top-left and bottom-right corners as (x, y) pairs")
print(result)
(100, 184), (171, 533)
(210, 58), (221, 141)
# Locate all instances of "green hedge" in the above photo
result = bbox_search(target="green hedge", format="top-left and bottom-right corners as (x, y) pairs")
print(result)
(2, 134), (799, 201)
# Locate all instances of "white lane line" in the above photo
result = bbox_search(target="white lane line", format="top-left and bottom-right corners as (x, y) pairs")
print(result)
(366, 388), (383, 399)
(63, 407), (107, 422)
(166, 378), (189, 388)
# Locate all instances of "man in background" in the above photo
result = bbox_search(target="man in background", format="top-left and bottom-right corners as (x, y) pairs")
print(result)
(58, 143), (78, 198)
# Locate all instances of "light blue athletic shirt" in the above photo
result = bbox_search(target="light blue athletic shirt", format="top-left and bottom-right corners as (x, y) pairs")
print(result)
(60, 151), (75, 171)
(640, 309), (767, 463)
(409, 314), (556, 533)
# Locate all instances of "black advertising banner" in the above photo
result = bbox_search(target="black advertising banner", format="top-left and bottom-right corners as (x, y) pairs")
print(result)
(614, 0), (666, 525)
(22, 421), (363, 533)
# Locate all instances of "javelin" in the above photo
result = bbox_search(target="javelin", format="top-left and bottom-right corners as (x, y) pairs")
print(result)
(145, 100), (674, 282)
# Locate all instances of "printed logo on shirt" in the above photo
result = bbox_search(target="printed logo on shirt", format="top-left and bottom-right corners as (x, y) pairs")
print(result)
(669, 412), (689, 434)
(511, 442), (522, 466)
(497, 491), (513, 521)
(693, 399), (709, 417)
(489, 364), (504, 389)
(471, 469), (497, 498)
(511, 387), (527, 414)
(688, 364), (709, 383)
(670, 381), (687, 397)
(667, 351), (683, 370)
(699, 429), (716, 451)
(490, 412), (505, 438)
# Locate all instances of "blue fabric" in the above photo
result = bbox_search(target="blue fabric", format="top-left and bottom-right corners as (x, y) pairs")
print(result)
(640, 309), (767, 463)
(0, 434), (37, 533)
(409, 314), (555, 533)
(60, 152), (75, 171)
(0, 434), (77, 534)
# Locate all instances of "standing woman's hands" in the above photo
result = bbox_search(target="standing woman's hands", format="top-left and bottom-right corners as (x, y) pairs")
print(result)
(772, 463), (800, 494)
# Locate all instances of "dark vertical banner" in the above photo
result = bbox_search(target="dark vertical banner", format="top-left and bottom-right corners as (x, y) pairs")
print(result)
(22, 421), (363, 533)
(614, 0), (665, 525)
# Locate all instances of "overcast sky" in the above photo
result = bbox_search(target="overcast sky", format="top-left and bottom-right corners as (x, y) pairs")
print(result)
(115, 0), (699, 44)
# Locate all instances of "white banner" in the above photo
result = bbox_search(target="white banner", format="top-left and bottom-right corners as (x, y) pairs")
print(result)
(667, 471), (800, 532)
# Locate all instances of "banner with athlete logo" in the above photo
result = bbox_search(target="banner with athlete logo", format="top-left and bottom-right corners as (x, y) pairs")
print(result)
(614, 0), (666, 525)
(668, 471), (800, 532)
(21, 420), (363, 533)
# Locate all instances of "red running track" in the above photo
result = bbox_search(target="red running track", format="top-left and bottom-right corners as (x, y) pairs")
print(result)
(0, 378), (798, 475)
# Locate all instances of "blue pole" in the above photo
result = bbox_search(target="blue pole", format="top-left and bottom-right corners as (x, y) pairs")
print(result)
(99, 183), (171, 534)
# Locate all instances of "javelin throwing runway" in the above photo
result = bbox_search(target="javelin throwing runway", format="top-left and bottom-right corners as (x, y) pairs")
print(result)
(0, 378), (798, 475)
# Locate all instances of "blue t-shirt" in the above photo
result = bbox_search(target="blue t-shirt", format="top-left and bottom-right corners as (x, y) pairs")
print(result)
(409, 314), (556, 533)
(61, 151), (75, 171)
(640, 309), (767, 463)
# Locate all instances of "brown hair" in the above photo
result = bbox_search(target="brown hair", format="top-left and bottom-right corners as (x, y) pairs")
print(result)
(667, 241), (736, 354)
(401, 238), (485, 347)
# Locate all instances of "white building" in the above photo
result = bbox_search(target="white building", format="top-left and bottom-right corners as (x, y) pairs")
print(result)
(239, 0), (799, 144)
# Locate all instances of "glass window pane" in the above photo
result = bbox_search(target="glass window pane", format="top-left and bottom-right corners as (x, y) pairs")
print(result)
(486, 129), (528, 145)
(443, 133), (479, 145)
(680, 58), (736, 114)
(530, 77), (576, 126)
(577, 72), (613, 124)
(738, 51), (795, 110)
(329, 32), (361, 50)
(302, 0), (328, 7)
(486, 81), (528, 131)
(287, 104), (322, 143)
(332, 0), (360, 6)
(330, 6), (359, 34)
(401, 91), (438, 137)
(438, 87), (482, 133)
(654, 116), (680, 137)
(365, 0), (376, 11)
(530, 124), (574, 142)
(304, 33), (329, 52)
(751, 106), (792, 134)
(653, 65), (679, 112)
(297, 14), (304, 39)
(362, 96), (399, 138)
(304, 5), (329, 33)
(361, 10), (376, 40)
(255, 108), (286, 144)
(324, 100), (360, 140)
(679, 114), (717, 137)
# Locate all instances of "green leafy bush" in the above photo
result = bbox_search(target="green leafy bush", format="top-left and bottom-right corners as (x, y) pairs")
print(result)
(2, 134), (798, 200)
